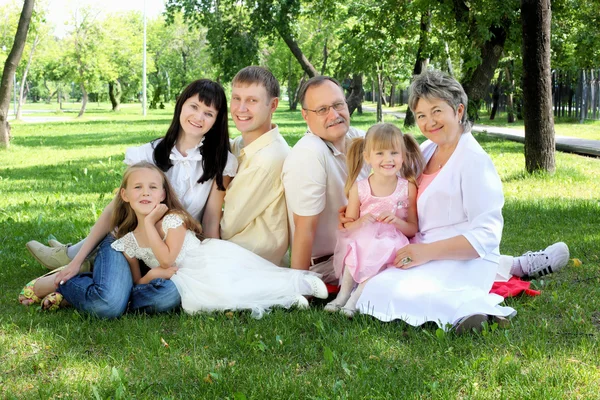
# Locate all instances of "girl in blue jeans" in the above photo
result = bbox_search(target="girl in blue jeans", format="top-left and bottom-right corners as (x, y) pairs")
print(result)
(19, 79), (237, 317)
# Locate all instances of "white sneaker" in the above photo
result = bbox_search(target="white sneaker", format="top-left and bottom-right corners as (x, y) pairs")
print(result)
(520, 242), (570, 278)
(294, 295), (309, 309)
(304, 275), (328, 299)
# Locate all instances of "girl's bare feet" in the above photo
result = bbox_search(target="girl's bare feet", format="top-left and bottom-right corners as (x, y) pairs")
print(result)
(18, 274), (58, 306)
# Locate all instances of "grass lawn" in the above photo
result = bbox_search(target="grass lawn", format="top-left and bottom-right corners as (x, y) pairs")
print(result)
(1, 103), (600, 398)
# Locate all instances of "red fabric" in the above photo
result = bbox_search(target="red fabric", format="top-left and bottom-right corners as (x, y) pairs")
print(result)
(490, 276), (541, 298)
(326, 277), (540, 298)
(326, 284), (340, 294)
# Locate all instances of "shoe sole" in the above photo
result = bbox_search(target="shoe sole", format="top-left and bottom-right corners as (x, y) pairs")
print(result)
(455, 314), (488, 335)
(26, 242), (63, 270)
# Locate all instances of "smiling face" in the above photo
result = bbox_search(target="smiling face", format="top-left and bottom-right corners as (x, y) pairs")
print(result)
(365, 146), (404, 178)
(301, 80), (350, 149)
(178, 95), (219, 142)
(230, 83), (278, 136)
(413, 97), (464, 146)
(120, 167), (166, 216)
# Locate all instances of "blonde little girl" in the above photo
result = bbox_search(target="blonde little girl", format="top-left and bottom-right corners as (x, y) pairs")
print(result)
(110, 162), (327, 318)
(326, 123), (425, 316)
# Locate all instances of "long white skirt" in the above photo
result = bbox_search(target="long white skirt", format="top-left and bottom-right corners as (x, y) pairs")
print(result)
(171, 239), (317, 318)
(357, 258), (516, 329)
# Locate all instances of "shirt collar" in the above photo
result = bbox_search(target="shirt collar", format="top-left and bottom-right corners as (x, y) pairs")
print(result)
(239, 125), (280, 157)
(305, 126), (359, 156)
(170, 137), (204, 162)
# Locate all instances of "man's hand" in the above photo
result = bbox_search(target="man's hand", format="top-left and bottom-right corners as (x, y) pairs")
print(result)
(337, 205), (355, 229)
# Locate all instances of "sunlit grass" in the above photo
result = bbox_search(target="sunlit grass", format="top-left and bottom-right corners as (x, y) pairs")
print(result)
(1, 105), (599, 398)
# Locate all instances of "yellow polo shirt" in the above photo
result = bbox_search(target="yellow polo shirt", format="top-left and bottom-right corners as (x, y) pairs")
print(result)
(220, 125), (290, 266)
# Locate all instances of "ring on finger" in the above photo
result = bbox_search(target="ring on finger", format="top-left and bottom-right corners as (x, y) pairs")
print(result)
(401, 256), (412, 266)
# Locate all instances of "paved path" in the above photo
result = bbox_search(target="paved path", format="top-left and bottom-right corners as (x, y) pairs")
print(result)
(362, 106), (600, 157)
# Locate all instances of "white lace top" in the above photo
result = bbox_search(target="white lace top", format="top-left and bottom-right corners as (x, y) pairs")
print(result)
(124, 139), (238, 220)
(111, 214), (201, 268)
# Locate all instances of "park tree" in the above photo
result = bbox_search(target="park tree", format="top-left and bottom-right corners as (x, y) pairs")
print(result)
(0, 0), (34, 149)
(63, 6), (112, 117)
(165, 0), (319, 81)
(521, 0), (555, 173)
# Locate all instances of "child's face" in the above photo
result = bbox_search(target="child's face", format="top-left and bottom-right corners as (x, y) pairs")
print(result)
(179, 95), (219, 142)
(365, 147), (403, 178)
(121, 168), (166, 216)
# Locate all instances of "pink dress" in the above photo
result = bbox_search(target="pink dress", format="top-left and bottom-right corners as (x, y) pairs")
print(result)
(333, 176), (410, 283)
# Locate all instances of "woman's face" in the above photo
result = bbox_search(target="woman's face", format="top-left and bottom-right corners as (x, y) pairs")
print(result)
(179, 95), (219, 142)
(413, 97), (464, 146)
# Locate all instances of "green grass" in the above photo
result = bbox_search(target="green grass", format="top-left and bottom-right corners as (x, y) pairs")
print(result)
(1, 104), (600, 398)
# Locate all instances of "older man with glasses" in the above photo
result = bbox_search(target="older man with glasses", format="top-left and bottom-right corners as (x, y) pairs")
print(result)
(282, 76), (370, 284)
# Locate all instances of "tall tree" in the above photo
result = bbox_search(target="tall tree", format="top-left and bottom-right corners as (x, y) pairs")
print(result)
(0, 0), (34, 149)
(521, 0), (555, 173)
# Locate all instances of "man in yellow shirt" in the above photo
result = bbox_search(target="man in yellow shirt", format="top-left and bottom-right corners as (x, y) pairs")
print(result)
(220, 66), (290, 266)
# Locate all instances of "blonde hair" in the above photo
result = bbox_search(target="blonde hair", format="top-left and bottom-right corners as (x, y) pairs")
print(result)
(344, 123), (425, 197)
(111, 162), (204, 240)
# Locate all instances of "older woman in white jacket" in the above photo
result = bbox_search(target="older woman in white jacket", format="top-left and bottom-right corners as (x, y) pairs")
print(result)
(357, 70), (566, 333)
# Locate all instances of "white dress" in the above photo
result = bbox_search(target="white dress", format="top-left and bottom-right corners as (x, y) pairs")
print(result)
(357, 132), (516, 329)
(111, 214), (321, 318)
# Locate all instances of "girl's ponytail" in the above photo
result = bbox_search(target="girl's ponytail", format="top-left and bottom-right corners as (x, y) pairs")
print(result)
(344, 137), (366, 198)
(400, 134), (425, 186)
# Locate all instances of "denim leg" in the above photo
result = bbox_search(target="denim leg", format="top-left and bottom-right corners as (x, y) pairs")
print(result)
(129, 278), (181, 314)
(58, 234), (132, 319)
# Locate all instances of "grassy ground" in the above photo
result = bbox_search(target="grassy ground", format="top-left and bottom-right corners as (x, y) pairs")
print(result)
(1, 104), (600, 398)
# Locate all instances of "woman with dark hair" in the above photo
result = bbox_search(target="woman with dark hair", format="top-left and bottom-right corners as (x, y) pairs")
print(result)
(20, 79), (237, 317)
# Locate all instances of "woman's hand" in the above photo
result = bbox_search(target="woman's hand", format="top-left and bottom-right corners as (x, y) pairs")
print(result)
(146, 204), (168, 226)
(394, 244), (431, 269)
(54, 261), (82, 286)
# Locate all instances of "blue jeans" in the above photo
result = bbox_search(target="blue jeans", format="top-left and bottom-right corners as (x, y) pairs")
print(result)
(58, 234), (180, 318)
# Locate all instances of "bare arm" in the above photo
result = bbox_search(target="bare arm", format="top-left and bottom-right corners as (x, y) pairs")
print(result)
(290, 213), (319, 271)
(378, 182), (419, 237)
(54, 198), (117, 286)
(202, 176), (232, 239)
(125, 253), (142, 284)
(394, 235), (479, 269)
(342, 183), (375, 231)
(144, 206), (187, 269)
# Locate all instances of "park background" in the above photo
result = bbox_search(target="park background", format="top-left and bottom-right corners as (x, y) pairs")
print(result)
(1, 0), (600, 398)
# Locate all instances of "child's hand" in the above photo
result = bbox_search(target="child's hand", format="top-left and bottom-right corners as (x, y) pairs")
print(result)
(377, 212), (398, 225)
(146, 204), (168, 225)
(146, 266), (178, 281)
(357, 213), (376, 227)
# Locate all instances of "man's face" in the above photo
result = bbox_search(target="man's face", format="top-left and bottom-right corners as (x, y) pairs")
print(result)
(301, 80), (350, 145)
(230, 83), (278, 135)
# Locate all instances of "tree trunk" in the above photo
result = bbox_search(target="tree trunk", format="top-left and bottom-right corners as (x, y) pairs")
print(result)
(389, 82), (396, 107)
(108, 80), (121, 111)
(16, 34), (38, 120)
(461, 23), (509, 121)
(505, 65), (515, 123)
(0, 0), (34, 149)
(320, 40), (328, 75)
(346, 74), (364, 116)
(276, 26), (318, 78)
(521, 0), (555, 173)
(78, 83), (88, 118)
(376, 71), (384, 122)
(404, 9), (431, 128)
(489, 70), (504, 120)
(444, 42), (454, 77)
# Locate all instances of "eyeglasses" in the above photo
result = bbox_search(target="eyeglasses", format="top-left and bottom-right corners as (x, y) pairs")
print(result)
(303, 101), (347, 116)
